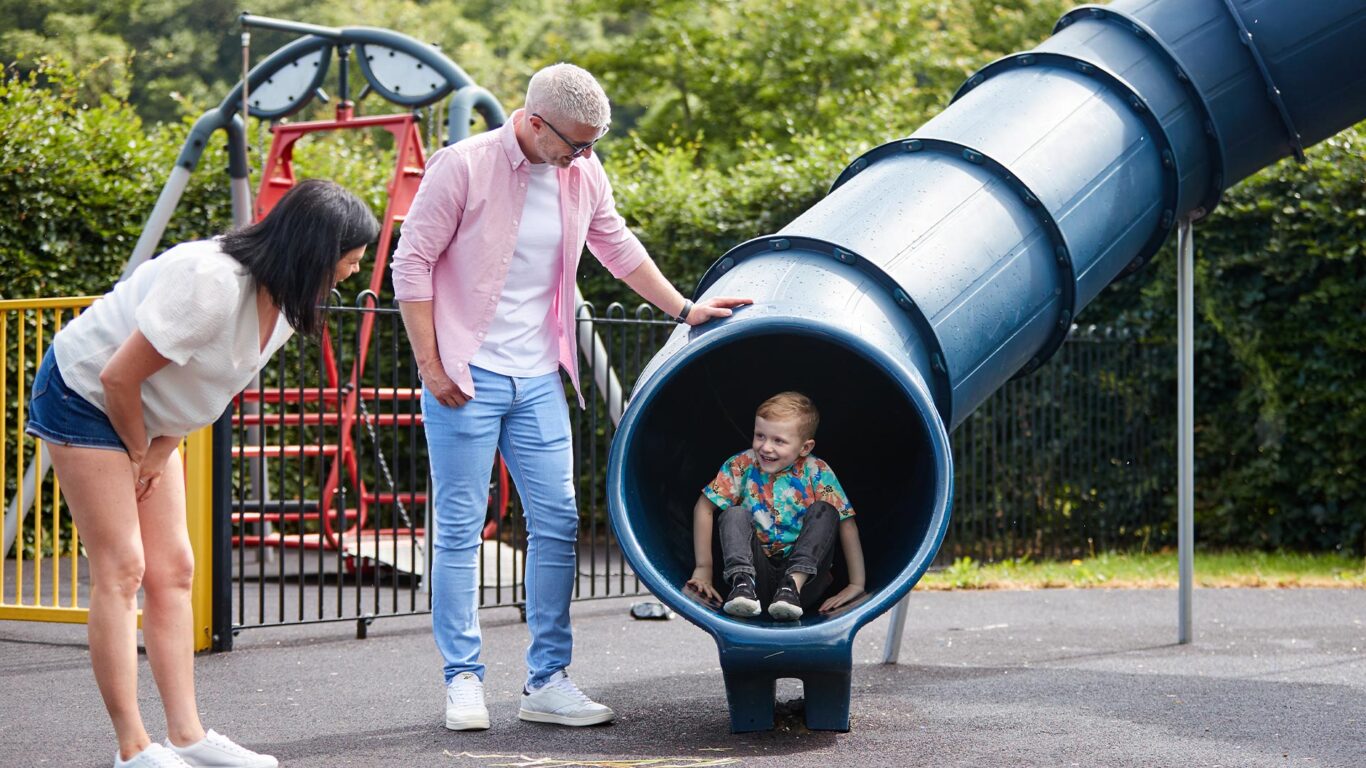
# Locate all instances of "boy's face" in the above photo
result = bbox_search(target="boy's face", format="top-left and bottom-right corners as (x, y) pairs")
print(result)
(751, 415), (815, 474)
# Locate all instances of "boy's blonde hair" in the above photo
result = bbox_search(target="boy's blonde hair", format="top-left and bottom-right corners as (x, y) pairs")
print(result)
(756, 391), (820, 441)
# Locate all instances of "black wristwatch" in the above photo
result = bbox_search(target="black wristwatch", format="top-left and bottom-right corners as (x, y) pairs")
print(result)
(676, 299), (694, 324)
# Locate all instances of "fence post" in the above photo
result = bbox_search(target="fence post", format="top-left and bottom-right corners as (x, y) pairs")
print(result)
(211, 410), (234, 651)
(184, 425), (216, 653)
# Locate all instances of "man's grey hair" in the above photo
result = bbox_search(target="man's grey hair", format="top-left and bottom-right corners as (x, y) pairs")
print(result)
(525, 63), (611, 130)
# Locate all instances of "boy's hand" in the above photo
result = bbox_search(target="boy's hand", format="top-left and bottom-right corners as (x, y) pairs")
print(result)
(685, 566), (722, 604)
(819, 584), (866, 614)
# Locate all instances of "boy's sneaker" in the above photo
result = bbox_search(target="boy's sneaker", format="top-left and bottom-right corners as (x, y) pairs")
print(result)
(445, 671), (491, 731)
(722, 573), (761, 618)
(163, 730), (277, 768)
(519, 670), (615, 726)
(115, 743), (191, 768)
(768, 574), (804, 621)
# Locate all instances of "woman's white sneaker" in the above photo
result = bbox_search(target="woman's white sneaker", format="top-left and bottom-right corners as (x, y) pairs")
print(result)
(114, 743), (191, 768)
(446, 671), (491, 730)
(163, 729), (277, 768)
(518, 671), (615, 726)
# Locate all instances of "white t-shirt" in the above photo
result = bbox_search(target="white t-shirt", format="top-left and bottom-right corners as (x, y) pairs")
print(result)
(53, 239), (295, 439)
(468, 161), (563, 377)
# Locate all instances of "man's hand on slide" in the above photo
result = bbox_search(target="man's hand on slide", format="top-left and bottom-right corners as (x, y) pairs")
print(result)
(685, 297), (753, 326)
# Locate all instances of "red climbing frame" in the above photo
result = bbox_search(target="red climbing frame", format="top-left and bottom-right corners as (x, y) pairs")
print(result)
(232, 101), (510, 555)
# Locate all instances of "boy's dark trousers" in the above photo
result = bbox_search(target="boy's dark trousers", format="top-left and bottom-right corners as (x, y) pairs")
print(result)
(719, 501), (838, 611)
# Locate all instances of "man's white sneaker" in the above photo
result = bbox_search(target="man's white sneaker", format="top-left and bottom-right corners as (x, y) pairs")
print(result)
(162, 730), (276, 768)
(445, 671), (491, 731)
(115, 743), (191, 768)
(518, 671), (615, 726)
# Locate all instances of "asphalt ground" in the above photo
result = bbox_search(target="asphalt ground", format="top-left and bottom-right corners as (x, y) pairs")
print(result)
(2, 588), (1363, 767)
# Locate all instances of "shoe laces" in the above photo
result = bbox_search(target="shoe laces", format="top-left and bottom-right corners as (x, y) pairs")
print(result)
(448, 673), (485, 707)
(540, 672), (591, 704)
(127, 744), (189, 767)
(200, 730), (256, 757)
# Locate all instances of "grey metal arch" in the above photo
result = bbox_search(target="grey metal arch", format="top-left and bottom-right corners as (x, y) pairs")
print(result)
(221, 37), (334, 122)
(233, 16), (491, 127)
(127, 15), (507, 279)
(356, 42), (451, 107)
(445, 85), (507, 146)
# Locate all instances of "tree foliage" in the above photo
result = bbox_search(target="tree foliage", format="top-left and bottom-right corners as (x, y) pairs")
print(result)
(0, 63), (229, 299)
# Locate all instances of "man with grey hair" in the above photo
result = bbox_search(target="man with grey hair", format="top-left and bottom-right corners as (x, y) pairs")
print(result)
(392, 63), (749, 730)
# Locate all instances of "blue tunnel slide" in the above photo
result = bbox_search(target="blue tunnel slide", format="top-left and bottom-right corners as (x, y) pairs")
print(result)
(607, 0), (1366, 732)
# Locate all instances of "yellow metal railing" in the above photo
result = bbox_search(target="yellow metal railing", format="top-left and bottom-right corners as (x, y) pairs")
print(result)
(1, 296), (216, 651)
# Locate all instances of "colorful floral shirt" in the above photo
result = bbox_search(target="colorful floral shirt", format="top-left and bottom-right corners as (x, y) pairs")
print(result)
(703, 450), (854, 558)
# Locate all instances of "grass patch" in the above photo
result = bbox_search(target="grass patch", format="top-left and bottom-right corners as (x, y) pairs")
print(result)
(917, 550), (1366, 590)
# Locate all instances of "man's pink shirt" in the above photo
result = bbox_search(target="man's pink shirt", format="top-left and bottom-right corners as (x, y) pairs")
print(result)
(391, 109), (648, 405)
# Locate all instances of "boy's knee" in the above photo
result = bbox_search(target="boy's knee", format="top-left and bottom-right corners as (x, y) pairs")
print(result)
(721, 505), (748, 520)
(806, 501), (837, 519)
(719, 505), (751, 530)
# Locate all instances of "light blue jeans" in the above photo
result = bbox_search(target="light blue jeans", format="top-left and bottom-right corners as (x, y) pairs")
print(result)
(423, 365), (578, 688)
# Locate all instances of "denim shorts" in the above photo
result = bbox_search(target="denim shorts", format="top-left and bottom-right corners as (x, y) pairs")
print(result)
(25, 347), (127, 452)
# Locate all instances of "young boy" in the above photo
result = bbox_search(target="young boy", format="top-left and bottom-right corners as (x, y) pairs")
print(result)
(686, 392), (866, 620)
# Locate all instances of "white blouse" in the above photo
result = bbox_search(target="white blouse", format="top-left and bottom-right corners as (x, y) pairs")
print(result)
(53, 239), (295, 439)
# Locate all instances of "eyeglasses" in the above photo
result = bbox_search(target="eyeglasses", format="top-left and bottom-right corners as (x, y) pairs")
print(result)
(532, 112), (607, 159)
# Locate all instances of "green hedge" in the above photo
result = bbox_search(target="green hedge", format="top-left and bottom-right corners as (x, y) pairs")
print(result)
(0, 61), (402, 299)
(0, 64), (227, 299)
(1078, 129), (1366, 553)
(1190, 133), (1364, 552)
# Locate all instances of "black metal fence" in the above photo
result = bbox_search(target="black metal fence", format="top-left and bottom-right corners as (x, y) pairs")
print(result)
(943, 328), (1175, 563)
(212, 297), (1174, 645)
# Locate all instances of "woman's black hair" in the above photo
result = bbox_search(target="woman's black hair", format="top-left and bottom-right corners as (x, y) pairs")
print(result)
(220, 179), (380, 337)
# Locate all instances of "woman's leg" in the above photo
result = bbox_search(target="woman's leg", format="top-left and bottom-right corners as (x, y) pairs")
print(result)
(136, 448), (206, 747)
(46, 443), (150, 760)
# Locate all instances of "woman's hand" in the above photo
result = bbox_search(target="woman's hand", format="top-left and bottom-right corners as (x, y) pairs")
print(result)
(685, 297), (753, 326)
(685, 565), (722, 605)
(132, 436), (180, 503)
(819, 584), (866, 614)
